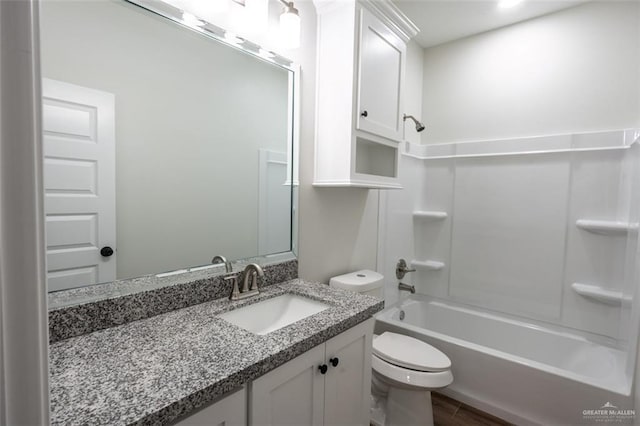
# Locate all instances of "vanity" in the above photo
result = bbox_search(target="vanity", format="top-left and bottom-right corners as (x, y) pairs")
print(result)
(49, 273), (383, 425)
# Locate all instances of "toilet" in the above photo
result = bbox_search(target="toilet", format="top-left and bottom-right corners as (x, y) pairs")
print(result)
(330, 270), (453, 426)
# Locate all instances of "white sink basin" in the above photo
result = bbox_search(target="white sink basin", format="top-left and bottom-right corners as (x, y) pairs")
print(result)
(218, 294), (330, 335)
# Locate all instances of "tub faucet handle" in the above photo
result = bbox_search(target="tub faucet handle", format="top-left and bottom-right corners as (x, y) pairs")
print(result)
(396, 259), (416, 279)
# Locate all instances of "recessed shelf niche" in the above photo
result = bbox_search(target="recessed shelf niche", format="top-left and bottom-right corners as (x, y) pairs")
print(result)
(355, 138), (397, 178)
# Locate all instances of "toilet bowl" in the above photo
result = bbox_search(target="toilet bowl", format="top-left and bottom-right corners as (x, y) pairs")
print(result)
(371, 332), (453, 426)
(329, 271), (453, 426)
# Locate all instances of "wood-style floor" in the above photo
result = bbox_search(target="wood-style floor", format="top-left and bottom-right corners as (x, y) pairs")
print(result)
(432, 392), (513, 426)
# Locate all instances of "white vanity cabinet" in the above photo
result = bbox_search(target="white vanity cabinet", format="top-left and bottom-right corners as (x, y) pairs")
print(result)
(175, 386), (246, 426)
(250, 318), (374, 425)
(313, 0), (417, 189)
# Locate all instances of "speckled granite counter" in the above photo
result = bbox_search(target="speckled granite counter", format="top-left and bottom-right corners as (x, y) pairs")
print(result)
(49, 259), (298, 343)
(49, 279), (384, 425)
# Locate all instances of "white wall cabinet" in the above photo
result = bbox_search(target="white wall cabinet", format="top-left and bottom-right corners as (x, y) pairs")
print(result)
(250, 318), (374, 425)
(356, 9), (405, 142)
(313, 0), (417, 189)
(175, 386), (246, 426)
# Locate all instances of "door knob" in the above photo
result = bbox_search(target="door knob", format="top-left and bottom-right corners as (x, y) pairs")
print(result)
(361, 110), (368, 117)
(329, 357), (339, 367)
(319, 364), (328, 374)
(100, 246), (114, 257)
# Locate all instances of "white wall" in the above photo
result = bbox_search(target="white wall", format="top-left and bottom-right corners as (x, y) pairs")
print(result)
(422, 1), (640, 144)
(40, 0), (289, 279)
(0, 0), (50, 423)
(378, 40), (426, 303)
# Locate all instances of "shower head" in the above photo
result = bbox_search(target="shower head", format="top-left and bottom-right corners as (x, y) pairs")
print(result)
(403, 114), (426, 133)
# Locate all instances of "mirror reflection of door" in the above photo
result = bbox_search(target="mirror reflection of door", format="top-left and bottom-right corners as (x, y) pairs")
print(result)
(258, 150), (291, 255)
(42, 78), (116, 292)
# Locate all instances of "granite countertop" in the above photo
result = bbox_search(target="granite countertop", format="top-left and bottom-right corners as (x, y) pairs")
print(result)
(49, 279), (384, 425)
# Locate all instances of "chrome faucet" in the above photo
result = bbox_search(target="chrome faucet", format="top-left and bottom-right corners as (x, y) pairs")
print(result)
(398, 282), (415, 294)
(228, 263), (264, 301)
(212, 255), (232, 273)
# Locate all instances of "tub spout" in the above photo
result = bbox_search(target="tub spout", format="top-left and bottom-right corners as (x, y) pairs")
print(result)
(398, 282), (415, 294)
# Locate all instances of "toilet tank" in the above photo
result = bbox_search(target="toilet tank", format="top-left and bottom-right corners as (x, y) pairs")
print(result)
(329, 270), (384, 299)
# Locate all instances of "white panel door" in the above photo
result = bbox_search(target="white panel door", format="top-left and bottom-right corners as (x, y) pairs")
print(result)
(258, 150), (291, 256)
(251, 344), (325, 425)
(42, 78), (116, 291)
(356, 8), (405, 142)
(323, 318), (373, 426)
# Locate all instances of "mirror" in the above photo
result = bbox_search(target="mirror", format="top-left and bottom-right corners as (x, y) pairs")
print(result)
(40, 0), (297, 292)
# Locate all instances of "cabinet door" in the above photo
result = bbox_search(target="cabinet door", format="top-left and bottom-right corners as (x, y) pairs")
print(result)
(175, 386), (246, 426)
(356, 8), (405, 142)
(323, 319), (374, 426)
(251, 344), (325, 425)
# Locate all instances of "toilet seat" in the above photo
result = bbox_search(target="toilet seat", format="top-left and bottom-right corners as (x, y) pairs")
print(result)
(373, 332), (451, 372)
(371, 332), (453, 390)
(372, 354), (453, 389)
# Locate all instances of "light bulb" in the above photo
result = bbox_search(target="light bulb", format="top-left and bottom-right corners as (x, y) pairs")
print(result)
(243, 0), (269, 36)
(279, 3), (300, 49)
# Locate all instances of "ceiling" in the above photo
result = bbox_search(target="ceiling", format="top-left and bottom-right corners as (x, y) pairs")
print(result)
(392, 0), (588, 48)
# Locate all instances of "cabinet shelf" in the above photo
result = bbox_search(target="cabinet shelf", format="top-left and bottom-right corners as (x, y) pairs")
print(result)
(410, 260), (445, 271)
(576, 219), (638, 235)
(413, 211), (448, 220)
(571, 283), (631, 306)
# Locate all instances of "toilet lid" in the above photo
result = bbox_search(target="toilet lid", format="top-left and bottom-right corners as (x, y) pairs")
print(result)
(373, 332), (451, 372)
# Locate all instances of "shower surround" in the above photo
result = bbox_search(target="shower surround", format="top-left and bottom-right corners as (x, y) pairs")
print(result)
(376, 129), (640, 424)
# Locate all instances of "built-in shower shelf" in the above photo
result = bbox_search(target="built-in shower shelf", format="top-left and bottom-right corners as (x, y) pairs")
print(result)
(411, 260), (445, 271)
(576, 219), (638, 235)
(413, 211), (448, 220)
(571, 283), (631, 306)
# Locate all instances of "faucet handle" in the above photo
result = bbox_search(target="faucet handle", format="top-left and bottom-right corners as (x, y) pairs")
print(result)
(396, 259), (416, 279)
(225, 274), (240, 300)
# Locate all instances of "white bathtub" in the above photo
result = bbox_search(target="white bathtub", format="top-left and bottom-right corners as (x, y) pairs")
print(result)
(374, 294), (634, 425)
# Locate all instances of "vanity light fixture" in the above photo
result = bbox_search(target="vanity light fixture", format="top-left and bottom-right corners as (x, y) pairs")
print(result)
(498, 0), (525, 9)
(279, 0), (300, 49)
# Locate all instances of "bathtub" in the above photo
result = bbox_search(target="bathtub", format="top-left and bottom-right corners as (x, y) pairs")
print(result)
(374, 294), (634, 425)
